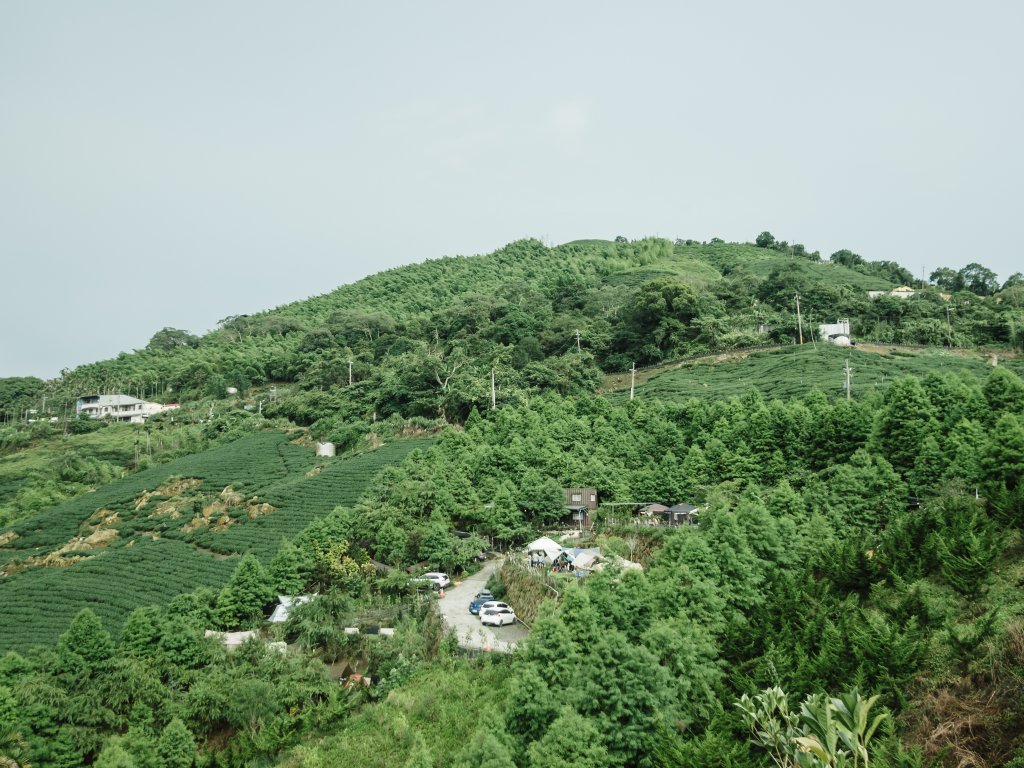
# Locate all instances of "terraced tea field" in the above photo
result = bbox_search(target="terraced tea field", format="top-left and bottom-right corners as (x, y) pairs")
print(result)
(606, 344), (1021, 403)
(0, 430), (434, 651)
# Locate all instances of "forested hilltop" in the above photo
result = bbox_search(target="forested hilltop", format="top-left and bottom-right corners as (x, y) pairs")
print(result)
(2, 235), (1024, 768)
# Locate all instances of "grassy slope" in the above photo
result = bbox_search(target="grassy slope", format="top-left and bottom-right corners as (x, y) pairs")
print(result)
(681, 241), (894, 289)
(0, 432), (434, 651)
(604, 344), (1024, 403)
(0, 425), (139, 506)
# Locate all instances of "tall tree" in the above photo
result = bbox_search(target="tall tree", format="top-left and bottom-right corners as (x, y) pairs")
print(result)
(215, 554), (275, 630)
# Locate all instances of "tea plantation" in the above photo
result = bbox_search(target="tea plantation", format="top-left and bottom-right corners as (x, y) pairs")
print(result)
(607, 343), (1024, 403)
(0, 430), (434, 651)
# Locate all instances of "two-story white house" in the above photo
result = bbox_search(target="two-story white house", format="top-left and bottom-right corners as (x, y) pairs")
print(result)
(75, 394), (179, 423)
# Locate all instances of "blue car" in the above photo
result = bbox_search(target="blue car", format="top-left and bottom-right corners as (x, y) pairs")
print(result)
(469, 591), (495, 615)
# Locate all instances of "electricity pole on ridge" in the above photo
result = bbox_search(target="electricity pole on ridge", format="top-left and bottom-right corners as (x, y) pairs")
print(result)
(630, 362), (637, 401)
(795, 292), (804, 345)
(491, 368), (496, 409)
(844, 359), (853, 401)
(575, 329), (582, 353)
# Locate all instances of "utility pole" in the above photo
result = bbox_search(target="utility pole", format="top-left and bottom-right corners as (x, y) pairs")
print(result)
(491, 368), (496, 409)
(795, 292), (804, 344)
(945, 305), (953, 348)
(629, 362), (637, 401)
(574, 329), (582, 353)
(843, 359), (853, 400)
(348, 359), (353, 386)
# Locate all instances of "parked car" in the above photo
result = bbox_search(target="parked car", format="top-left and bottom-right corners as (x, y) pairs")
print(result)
(481, 606), (517, 627)
(411, 572), (450, 590)
(469, 591), (495, 615)
(477, 601), (510, 616)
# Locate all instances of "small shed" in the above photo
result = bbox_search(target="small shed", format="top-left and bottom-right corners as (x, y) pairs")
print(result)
(666, 503), (700, 526)
(268, 594), (316, 624)
(316, 442), (336, 457)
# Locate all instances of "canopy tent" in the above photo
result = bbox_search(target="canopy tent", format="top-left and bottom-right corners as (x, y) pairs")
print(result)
(526, 536), (564, 564)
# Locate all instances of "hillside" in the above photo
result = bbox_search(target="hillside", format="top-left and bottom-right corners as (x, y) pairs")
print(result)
(604, 343), (1024, 403)
(3, 235), (1024, 768)
(0, 431), (433, 651)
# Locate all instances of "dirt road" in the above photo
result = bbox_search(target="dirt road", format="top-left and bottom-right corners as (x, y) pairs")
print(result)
(436, 558), (529, 652)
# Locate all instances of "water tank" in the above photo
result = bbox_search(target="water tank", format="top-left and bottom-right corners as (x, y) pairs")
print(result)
(316, 442), (336, 457)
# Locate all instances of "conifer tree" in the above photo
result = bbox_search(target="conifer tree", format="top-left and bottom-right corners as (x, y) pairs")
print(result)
(526, 708), (610, 768)
(870, 377), (940, 477)
(216, 554), (274, 629)
(57, 608), (114, 672)
(268, 539), (308, 596)
(158, 718), (197, 768)
(120, 606), (163, 658)
(982, 366), (1024, 417)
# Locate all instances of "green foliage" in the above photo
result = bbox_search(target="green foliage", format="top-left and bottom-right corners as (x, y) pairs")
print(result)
(736, 686), (888, 768)
(215, 554), (274, 629)
(526, 707), (611, 768)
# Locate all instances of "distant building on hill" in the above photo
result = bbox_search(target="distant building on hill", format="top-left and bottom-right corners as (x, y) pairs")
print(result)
(867, 286), (917, 300)
(75, 394), (179, 423)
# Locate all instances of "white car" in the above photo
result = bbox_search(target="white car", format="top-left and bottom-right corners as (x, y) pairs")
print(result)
(412, 572), (450, 589)
(477, 601), (510, 615)
(481, 606), (517, 627)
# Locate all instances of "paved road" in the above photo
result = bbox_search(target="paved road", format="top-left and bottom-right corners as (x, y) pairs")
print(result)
(437, 558), (529, 652)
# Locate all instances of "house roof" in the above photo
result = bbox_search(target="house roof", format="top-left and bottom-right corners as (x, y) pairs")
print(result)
(667, 503), (699, 514)
(640, 503), (669, 515)
(268, 594), (316, 624)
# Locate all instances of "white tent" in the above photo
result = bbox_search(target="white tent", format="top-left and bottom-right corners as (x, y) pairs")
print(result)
(526, 536), (563, 564)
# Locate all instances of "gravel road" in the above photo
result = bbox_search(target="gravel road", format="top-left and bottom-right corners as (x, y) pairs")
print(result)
(436, 558), (529, 652)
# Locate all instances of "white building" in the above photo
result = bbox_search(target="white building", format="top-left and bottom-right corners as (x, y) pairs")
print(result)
(76, 394), (179, 423)
(818, 319), (852, 345)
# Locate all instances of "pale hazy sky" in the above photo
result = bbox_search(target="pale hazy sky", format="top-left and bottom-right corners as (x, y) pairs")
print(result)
(2, 1), (1022, 378)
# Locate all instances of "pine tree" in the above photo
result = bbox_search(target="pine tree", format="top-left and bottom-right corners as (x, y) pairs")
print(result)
(526, 707), (610, 768)
(982, 366), (1024, 417)
(158, 718), (197, 768)
(120, 606), (163, 658)
(870, 377), (940, 477)
(909, 434), (947, 494)
(216, 554), (274, 629)
(94, 739), (137, 768)
(268, 539), (307, 596)
(505, 663), (562, 744)
(57, 608), (114, 672)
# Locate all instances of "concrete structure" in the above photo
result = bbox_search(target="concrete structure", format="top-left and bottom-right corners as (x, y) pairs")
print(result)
(316, 442), (336, 457)
(818, 319), (852, 345)
(867, 286), (917, 300)
(76, 394), (179, 423)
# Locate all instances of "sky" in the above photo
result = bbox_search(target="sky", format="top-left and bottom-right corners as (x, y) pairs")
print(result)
(2, 1), (1022, 379)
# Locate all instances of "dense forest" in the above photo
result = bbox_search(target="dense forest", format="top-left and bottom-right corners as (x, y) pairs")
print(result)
(2, 236), (1024, 768)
